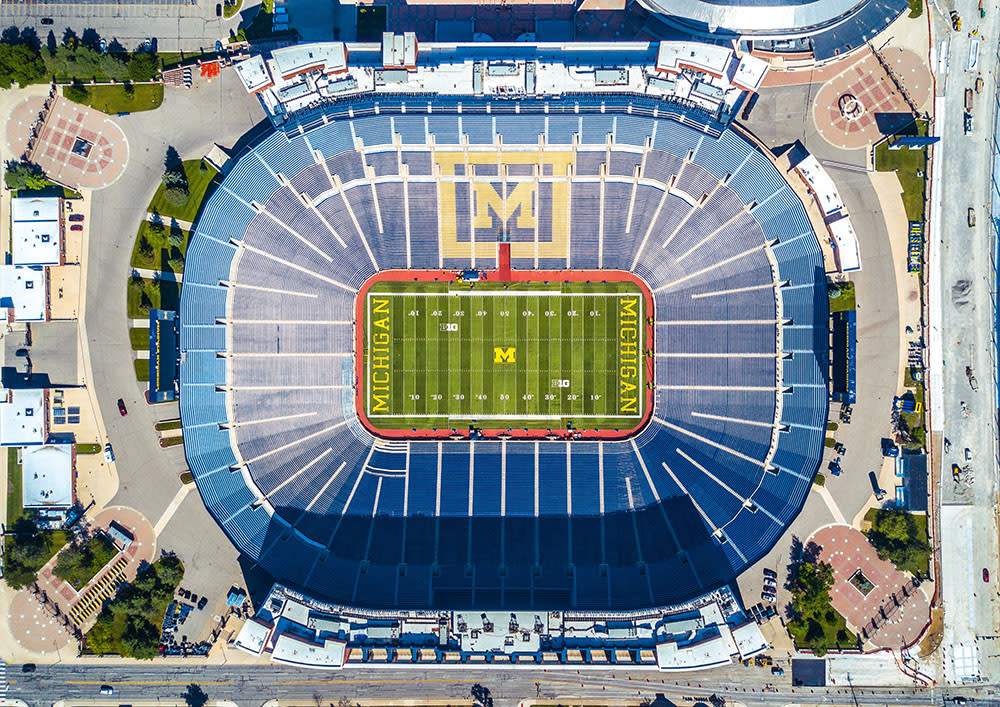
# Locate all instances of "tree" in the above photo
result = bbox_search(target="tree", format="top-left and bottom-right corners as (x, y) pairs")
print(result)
(162, 169), (190, 206)
(121, 614), (159, 659)
(791, 560), (834, 616)
(4, 161), (50, 191)
(864, 508), (930, 575)
(0, 41), (46, 88)
(46, 30), (57, 56)
(183, 684), (208, 707)
(167, 255), (185, 272)
(167, 220), (185, 248)
(127, 50), (158, 82)
(149, 209), (164, 235)
(138, 233), (154, 260)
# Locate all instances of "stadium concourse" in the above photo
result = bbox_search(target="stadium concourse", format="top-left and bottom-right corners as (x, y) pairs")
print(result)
(178, 91), (829, 621)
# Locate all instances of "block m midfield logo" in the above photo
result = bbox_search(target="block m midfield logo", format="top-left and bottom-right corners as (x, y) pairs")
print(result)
(433, 149), (573, 260)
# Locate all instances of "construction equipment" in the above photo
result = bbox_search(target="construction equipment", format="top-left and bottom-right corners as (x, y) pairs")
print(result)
(951, 10), (962, 30)
(961, 400), (971, 418)
(969, 207), (976, 227)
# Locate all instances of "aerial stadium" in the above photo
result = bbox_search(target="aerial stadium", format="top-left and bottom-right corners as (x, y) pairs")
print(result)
(179, 39), (829, 668)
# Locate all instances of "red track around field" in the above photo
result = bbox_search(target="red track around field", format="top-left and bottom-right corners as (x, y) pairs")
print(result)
(354, 249), (655, 442)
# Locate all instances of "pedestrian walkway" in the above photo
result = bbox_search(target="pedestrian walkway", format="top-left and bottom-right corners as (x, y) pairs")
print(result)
(133, 267), (183, 283)
(145, 212), (194, 230)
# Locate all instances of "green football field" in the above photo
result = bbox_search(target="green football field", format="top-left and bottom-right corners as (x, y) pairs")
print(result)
(362, 280), (647, 431)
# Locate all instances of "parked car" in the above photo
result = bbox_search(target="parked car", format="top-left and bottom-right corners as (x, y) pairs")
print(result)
(965, 448), (972, 462)
(117, 398), (127, 416)
(40, 17), (53, 24)
(21, 663), (35, 673)
(771, 666), (784, 676)
(104, 443), (115, 463)
(984, 568), (990, 583)
(762, 593), (776, 603)
(68, 214), (84, 222)
(198, 595), (209, 610)
(763, 577), (777, 587)
(99, 38), (107, 53)
(100, 685), (114, 695)
(763, 568), (777, 578)
(70, 224), (83, 231)
(216, 3), (221, 15)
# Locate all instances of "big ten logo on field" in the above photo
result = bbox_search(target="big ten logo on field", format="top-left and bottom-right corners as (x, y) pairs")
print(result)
(369, 297), (392, 413)
(494, 347), (516, 364)
(433, 150), (573, 260)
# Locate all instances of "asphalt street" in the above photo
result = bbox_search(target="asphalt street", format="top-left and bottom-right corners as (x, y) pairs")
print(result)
(926, 0), (1000, 685)
(83, 71), (266, 611)
(5, 663), (997, 707)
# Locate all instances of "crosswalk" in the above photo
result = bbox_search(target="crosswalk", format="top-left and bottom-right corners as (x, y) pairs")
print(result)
(0, 661), (8, 699)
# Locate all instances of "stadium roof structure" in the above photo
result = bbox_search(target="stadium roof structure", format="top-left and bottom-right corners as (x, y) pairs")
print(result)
(179, 89), (829, 613)
(236, 38), (768, 129)
(638, 0), (908, 59)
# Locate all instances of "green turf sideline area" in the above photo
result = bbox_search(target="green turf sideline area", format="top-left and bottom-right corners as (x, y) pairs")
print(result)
(361, 280), (648, 431)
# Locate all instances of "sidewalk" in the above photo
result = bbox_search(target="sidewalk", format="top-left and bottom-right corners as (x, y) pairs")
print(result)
(133, 267), (183, 283)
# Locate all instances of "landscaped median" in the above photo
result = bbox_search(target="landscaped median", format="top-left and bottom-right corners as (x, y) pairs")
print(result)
(126, 156), (219, 381)
(53, 533), (118, 590)
(64, 82), (164, 114)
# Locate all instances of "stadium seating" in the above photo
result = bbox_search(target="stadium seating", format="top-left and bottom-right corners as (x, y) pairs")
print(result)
(179, 96), (828, 611)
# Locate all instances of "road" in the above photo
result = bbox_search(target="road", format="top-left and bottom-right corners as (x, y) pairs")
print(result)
(0, 0), (246, 53)
(4, 663), (997, 707)
(81, 70), (266, 628)
(927, 0), (1000, 686)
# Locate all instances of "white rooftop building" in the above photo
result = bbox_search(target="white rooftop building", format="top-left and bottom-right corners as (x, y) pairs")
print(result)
(0, 266), (47, 322)
(10, 197), (61, 267)
(792, 152), (861, 272)
(0, 388), (46, 446)
(21, 443), (73, 509)
(235, 38), (767, 126)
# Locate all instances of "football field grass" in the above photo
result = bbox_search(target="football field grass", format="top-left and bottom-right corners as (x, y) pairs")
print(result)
(363, 280), (647, 431)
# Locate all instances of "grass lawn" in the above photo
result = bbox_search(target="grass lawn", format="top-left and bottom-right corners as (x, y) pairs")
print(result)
(160, 435), (184, 448)
(180, 471), (194, 485)
(363, 279), (646, 431)
(130, 221), (190, 271)
(134, 358), (150, 382)
(901, 380), (926, 450)
(863, 508), (930, 577)
(224, 0), (243, 18)
(7, 447), (23, 527)
(919, 607), (943, 657)
(788, 606), (857, 656)
(155, 420), (183, 431)
(829, 281), (856, 313)
(130, 328), (150, 351)
(65, 83), (164, 114)
(874, 119), (929, 222)
(53, 534), (118, 590)
(147, 160), (220, 224)
(77, 443), (102, 454)
(127, 277), (181, 319)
